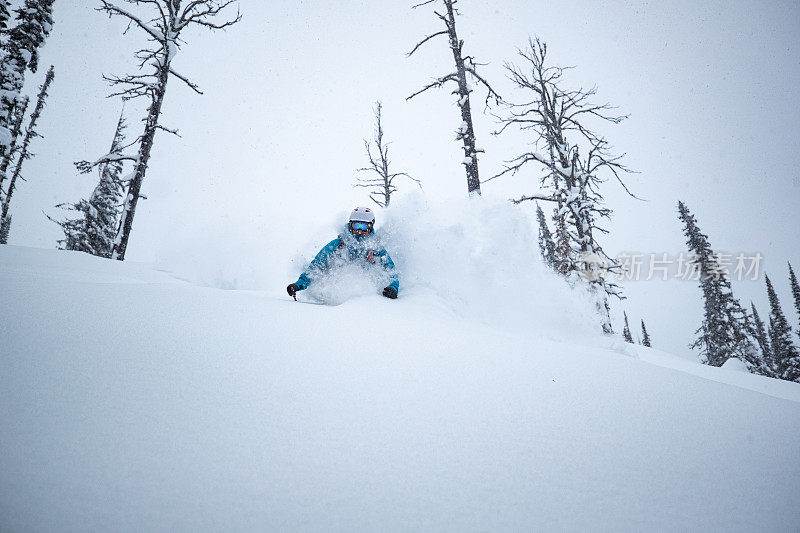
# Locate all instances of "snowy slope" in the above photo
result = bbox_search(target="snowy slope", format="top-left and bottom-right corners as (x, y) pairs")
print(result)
(2, 239), (799, 531)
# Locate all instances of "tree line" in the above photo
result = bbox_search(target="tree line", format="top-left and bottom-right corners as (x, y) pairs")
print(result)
(675, 202), (800, 382)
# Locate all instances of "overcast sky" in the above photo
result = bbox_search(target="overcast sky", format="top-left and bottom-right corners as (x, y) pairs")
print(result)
(7, 0), (800, 356)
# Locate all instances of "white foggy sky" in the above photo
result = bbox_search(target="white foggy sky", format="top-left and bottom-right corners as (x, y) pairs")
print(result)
(6, 0), (800, 356)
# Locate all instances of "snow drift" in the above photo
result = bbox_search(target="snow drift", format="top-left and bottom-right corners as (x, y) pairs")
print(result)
(161, 195), (603, 341)
(2, 199), (800, 531)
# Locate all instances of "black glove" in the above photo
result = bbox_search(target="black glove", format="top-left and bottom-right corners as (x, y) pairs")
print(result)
(287, 283), (300, 297)
(382, 286), (398, 299)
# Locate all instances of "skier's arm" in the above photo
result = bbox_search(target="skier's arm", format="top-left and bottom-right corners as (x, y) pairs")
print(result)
(294, 238), (341, 290)
(378, 249), (400, 292)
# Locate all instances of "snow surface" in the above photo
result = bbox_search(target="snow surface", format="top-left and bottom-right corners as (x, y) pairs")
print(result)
(2, 200), (800, 531)
(721, 356), (750, 373)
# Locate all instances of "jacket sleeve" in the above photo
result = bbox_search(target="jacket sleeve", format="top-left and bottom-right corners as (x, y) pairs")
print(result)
(295, 238), (341, 289)
(378, 249), (400, 292)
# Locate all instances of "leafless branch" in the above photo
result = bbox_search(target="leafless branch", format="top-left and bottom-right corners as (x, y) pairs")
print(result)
(156, 124), (181, 137)
(510, 194), (558, 205)
(407, 30), (448, 57)
(169, 68), (203, 94)
(179, 0), (241, 30)
(406, 73), (458, 100)
(464, 66), (502, 106)
(75, 152), (138, 174)
(98, 1), (165, 41)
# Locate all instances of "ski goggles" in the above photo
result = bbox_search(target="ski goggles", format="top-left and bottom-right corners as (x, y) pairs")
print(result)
(351, 221), (371, 232)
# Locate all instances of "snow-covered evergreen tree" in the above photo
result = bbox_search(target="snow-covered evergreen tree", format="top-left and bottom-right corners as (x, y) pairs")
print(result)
(0, 1), (10, 30)
(765, 274), (800, 382)
(789, 262), (800, 341)
(0, 212), (10, 242)
(0, 64), (53, 244)
(641, 320), (652, 347)
(0, 0), (54, 173)
(535, 202), (556, 269)
(354, 101), (419, 207)
(552, 211), (570, 276)
(79, 0), (240, 260)
(622, 312), (633, 344)
(0, 95), (28, 194)
(406, 0), (500, 196)
(750, 302), (774, 376)
(677, 201), (760, 369)
(52, 111), (127, 258)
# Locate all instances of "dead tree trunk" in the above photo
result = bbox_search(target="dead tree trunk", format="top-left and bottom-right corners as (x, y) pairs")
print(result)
(407, 0), (499, 197)
(113, 67), (169, 260)
(442, 0), (480, 195)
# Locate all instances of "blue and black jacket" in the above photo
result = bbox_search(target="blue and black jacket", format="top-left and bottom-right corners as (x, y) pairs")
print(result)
(293, 228), (399, 293)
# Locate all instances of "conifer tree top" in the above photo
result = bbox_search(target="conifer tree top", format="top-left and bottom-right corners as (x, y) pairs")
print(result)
(789, 262), (800, 317)
(8, 0), (55, 73)
(0, 2), (10, 30)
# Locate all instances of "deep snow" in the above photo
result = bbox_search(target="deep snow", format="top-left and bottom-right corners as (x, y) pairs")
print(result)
(2, 202), (799, 531)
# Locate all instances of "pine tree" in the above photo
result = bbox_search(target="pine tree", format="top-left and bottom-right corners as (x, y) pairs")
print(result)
(536, 203), (556, 269)
(789, 262), (800, 341)
(551, 211), (570, 276)
(750, 302), (775, 376)
(52, 111), (127, 258)
(622, 312), (634, 343)
(765, 274), (800, 382)
(0, 1), (10, 30)
(677, 201), (760, 369)
(641, 320), (652, 347)
(0, 213), (10, 242)
(0, 95), (28, 195)
(0, 64), (53, 244)
(0, 0), (54, 172)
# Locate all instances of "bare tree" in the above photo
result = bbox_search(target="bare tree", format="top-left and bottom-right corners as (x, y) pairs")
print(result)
(406, 0), (499, 196)
(0, 65), (54, 244)
(79, 0), (240, 260)
(354, 102), (420, 208)
(490, 38), (637, 333)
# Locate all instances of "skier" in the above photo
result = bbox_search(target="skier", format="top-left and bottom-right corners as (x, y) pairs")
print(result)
(287, 207), (400, 300)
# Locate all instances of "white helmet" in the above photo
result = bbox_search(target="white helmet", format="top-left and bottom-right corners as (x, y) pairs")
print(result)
(348, 207), (375, 235)
(349, 207), (375, 223)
